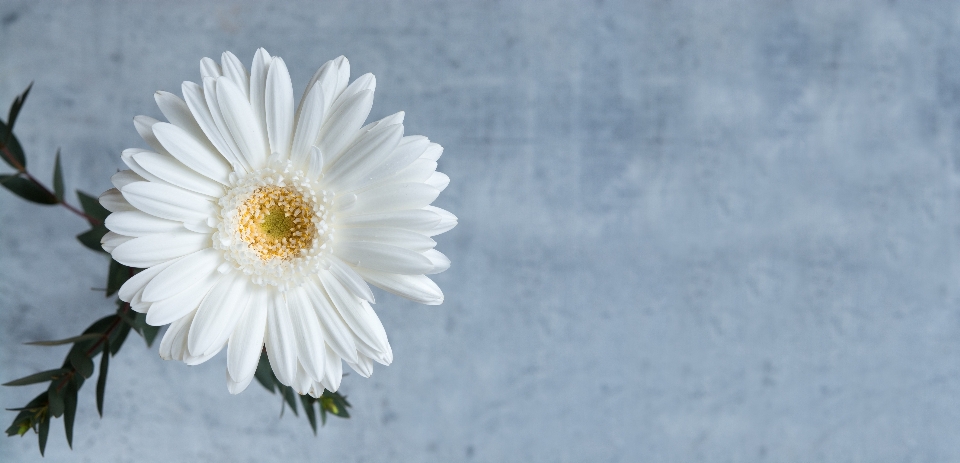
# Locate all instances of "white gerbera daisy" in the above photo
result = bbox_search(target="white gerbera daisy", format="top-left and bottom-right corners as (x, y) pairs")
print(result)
(98, 50), (455, 396)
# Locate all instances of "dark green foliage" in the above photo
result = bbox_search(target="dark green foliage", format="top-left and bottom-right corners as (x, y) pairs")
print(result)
(96, 342), (109, 417)
(52, 149), (63, 201)
(0, 174), (56, 204)
(106, 260), (131, 297)
(76, 190), (109, 224)
(6, 82), (31, 131)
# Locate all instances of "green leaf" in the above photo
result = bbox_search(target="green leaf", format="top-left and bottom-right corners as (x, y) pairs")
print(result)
(321, 390), (351, 418)
(110, 321), (131, 356)
(25, 333), (102, 346)
(52, 149), (64, 202)
(0, 174), (56, 204)
(37, 410), (49, 457)
(63, 381), (77, 449)
(96, 340), (109, 417)
(281, 386), (299, 416)
(2, 368), (68, 386)
(76, 190), (109, 224)
(69, 348), (94, 379)
(7, 82), (32, 131)
(254, 352), (276, 393)
(141, 325), (160, 347)
(300, 395), (318, 434)
(106, 259), (130, 297)
(76, 226), (108, 253)
(0, 119), (25, 170)
(46, 384), (64, 418)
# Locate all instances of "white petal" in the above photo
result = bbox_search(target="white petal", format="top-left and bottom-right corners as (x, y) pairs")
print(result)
(424, 206), (458, 236)
(121, 181), (216, 223)
(302, 56), (348, 122)
(188, 271), (249, 356)
(133, 116), (170, 156)
(121, 149), (167, 184)
(321, 345), (342, 392)
(323, 123), (402, 192)
(287, 287), (326, 382)
(360, 111), (404, 134)
(265, 57), (294, 160)
(153, 122), (232, 184)
(111, 170), (144, 190)
(352, 268), (444, 305)
(335, 241), (434, 274)
(317, 90), (374, 167)
(327, 256), (375, 303)
(359, 135), (429, 188)
(345, 183), (439, 216)
(142, 248), (222, 302)
(290, 82), (325, 168)
(423, 249), (451, 274)
(382, 158), (438, 186)
(304, 281), (358, 363)
(155, 91), (207, 142)
(182, 81), (245, 173)
(306, 146), (324, 180)
(217, 77), (268, 170)
(200, 57), (222, 79)
(111, 230), (210, 268)
(226, 369), (255, 394)
(337, 227), (436, 252)
(146, 269), (220, 326)
(265, 290), (298, 385)
(317, 273), (389, 354)
(421, 143), (443, 162)
(99, 188), (136, 213)
(118, 258), (177, 302)
(159, 312), (193, 360)
(330, 73), (375, 117)
(425, 172), (450, 192)
(248, 48), (271, 152)
(184, 341), (224, 366)
(293, 363), (313, 395)
(202, 76), (248, 172)
(346, 353), (374, 378)
(105, 210), (183, 236)
(227, 286), (268, 383)
(220, 51), (249, 99)
(132, 150), (225, 197)
(338, 209), (441, 233)
(101, 231), (133, 253)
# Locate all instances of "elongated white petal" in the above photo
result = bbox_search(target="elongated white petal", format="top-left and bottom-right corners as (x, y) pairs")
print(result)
(317, 272), (389, 354)
(99, 188), (136, 213)
(249, 48), (271, 150)
(111, 170), (144, 190)
(121, 181), (216, 223)
(112, 230), (209, 268)
(121, 149), (166, 184)
(304, 282), (358, 363)
(424, 205), (458, 236)
(425, 172), (450, 192)
(155, 91), (207, 142)
(265, 57), (294, 160)
(227, 286), (268, 383)
(423, 249), (451, 274)
(353, 267), (444, 305)
(322, 345), (342, 391)
(188, 271), (248, 356)
(421, 142), (443, 162)
(360, 135), (429, 188)
(221, 51), (249, 99)
(306, 146), (324, 179)
(345, 183), (439, 215)
(105, 210), (183, 237)
(327, 256), (375, 303)
(101, 231), (133, 253)
(200, 57), (221, 79)
(302, 56), (348, 122)
(335, 241), (434, 274)
(287, 287), (326, 382)
(182, 81), (245, 173)
(143, 248), (222, 302)
(226, 370), (255, 394)
(317, 90), (374, 166)
(153, 122), (231, 184)
(290, 82), (324, 168)
(118, 258), (177, 302)
(265, 290), (297, 385)
(217, 77), (268, 170)
(323, 123), (402, 192)
(146, 269), (220, 326)
(202, 76), (248, 172)
(330, 73), (375, 116)
(338, 209), (441, 233)
(337, 227), (436, 252)
(346, 353), (374, 378)
(159, 312), (193, 360)
(133, 116), (170, 156)
(132, 150), (224, 197)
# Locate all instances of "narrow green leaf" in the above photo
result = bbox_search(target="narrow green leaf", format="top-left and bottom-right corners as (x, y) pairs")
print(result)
(37, 411), (49, 457)
(141, 325), (160, 347)
(110, 321), (131, 356)
(0, 119), (25, 170)
(300, 395), (318, 434)
(69, 349), (94, 379)
(25, 333), (102, 346)
(76, 226), (109, 253)
(47, 384), (64, 418)
(321, 390), (351, 418)
(7, 82), (32, 131)
(281, 386), (298, 416)
(106, 259), (130, 297)
(254, 352), (276, 393)
(52, 149), (64, 202)
(96, 340), (109, 417)
(76, 190), (110, 224)
(63, 381), (78, 449)
(0, 174), (56, 204)
(2, 368), (68, 386)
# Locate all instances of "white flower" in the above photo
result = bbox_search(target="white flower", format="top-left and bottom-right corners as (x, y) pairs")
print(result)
(98, 50), (455, 396)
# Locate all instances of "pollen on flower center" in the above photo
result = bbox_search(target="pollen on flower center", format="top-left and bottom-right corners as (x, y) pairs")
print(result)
(236, 186), (317, 260)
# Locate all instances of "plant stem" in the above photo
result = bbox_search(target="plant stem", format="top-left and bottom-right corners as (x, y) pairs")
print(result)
(0, 144), (101, 225)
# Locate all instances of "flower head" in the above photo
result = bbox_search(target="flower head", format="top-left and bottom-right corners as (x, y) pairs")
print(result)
(99, 50), (455, 396)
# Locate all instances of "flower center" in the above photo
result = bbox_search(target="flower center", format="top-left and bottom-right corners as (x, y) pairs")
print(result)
(236, 186), (317, 260)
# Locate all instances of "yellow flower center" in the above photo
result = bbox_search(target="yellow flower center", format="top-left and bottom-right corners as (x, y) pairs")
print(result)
(236, 186), (317, 260)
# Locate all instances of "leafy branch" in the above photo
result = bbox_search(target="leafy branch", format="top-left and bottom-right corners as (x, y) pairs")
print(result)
(1, 83), (350, 456)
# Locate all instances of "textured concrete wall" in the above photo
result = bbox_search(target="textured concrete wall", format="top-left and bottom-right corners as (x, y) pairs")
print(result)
(1, 1), (959, 461)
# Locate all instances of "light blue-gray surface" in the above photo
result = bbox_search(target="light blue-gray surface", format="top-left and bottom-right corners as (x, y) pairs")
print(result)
(1, 1), (958, 461)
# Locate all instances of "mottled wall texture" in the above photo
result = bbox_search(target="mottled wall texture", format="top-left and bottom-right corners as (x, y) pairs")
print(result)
(1, 1), (959, 461)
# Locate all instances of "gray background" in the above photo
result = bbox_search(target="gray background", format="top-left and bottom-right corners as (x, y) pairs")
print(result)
(0, 0), (958, 461)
